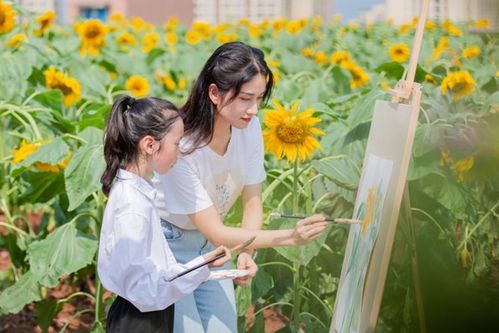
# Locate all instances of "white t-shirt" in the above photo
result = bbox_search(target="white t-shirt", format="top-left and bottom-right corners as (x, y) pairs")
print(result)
(154, 117), (266, 230)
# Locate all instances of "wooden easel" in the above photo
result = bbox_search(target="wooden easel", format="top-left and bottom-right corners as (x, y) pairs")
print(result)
(330, 1), (430, 332)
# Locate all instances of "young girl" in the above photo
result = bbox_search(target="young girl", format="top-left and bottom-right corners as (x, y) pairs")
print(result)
(154, 42), (328, 332)
(98, 95), (231, 333)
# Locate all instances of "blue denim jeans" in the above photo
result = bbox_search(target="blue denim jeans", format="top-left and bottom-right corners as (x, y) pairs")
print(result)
(161, 220), (237, 333)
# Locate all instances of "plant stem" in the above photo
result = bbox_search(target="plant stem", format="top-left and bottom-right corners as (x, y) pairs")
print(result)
(291, 160), (301, 332)
(292, 263), (301, 332)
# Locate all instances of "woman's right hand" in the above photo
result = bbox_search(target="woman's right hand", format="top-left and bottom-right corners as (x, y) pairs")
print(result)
(203, 246), (231, 268)
(292, 214), (329, 246)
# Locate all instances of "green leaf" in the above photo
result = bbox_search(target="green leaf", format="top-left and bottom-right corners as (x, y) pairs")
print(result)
(146, 48), (166, 66)
(36, 299), (62, 332)
(33, 89), (63, 112)
(0, 271), (41, 314)
(21, 138), (69, 166)
(79, 104), (110, 131)
(252, 269), (274, 302)
(312, 157), (360, 190)
(64, 144), (106, 211)
(78, 127), (104, 146)
(28, 223), (98, 287)
(347, 89), (386, 129)
(412, 123), (443, 157)
(271, 218), (331, 265)
(19, 171), (65, 204)
(331, 66), (350, 95)
(376, 62), (404, 80)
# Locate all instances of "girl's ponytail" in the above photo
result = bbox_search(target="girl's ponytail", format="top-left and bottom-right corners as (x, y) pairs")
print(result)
(101, 95), (130, 196)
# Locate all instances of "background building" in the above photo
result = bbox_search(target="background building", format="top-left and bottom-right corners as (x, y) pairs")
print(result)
(13, 0), (334, 25)
(359, 0), (498, 29)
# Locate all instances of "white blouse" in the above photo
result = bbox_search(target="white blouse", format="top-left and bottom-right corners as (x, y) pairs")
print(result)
(97, 169), (209, 312)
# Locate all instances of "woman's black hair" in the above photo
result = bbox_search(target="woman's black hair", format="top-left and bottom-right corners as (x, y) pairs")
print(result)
(101, 95), (180, 196)
(181, 41), (274, 152)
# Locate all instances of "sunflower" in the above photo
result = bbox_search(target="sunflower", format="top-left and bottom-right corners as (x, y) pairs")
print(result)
(216, 32), (238, 44)
(7, 33), (27, 48)
(451, 156), (474, 182)
(462, 45), (480, 59)
(109, 12), (124, 23)
(263, 99), (324, 162)
(286, 20), (301, 35)
(126, 75), (149, 97)
(164, 16), (178, 32)
(0, 0), (16, 34)
(314, 51), (328, 65)
(35, 10), (56, 34)
(130, 17), (152, 32)
(330, 50), (350, 65)
(425, 74), (436, 85)
(440, 71), (476, 100)
(389, 43), (410, 63)
(341, 61), (369, 89)
(44, 66), (82, 106)
(431, 36), (449, 60)
(474, 18), (489, 29)
(301, 48), (314, 57)
(165, 32), (178, 46)
(185, 30), (201, 45)
(12, 140), (42, 164)
(77, 19), (107, 56)
(272, 18), (285, 31)
(116, 32), (137, 48)
(192, 21), (211, 39)
(142, 32), (159, 53)
(248, 24), (262, 38)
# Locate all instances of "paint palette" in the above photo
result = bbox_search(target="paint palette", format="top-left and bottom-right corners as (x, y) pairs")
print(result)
(208, 269), (250, 280)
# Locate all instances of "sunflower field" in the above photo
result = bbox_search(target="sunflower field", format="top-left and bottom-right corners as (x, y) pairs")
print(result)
(1, 2), (498, 332)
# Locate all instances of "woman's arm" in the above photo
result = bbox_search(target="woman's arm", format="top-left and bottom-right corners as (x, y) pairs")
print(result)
(188, 205), (328, 249)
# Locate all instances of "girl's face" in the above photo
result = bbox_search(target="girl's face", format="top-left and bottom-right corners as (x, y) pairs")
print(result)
(213, 74), (267, 129)
(152, 118), (184, 174)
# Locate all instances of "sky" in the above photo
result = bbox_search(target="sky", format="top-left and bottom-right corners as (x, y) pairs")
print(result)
(335, 0), (385, 21)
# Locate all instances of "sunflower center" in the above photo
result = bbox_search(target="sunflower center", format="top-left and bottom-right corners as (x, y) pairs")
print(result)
(132, 82), (144, 91)
(395, 48), (404, 55)
(0, 10), (6, 25)
(85, 26), (101, 39)
(57, 82), (73, 96)
(276, 118), (307, 144)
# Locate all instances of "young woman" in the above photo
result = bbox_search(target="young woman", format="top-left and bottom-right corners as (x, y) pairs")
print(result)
(154, 42), (328, 333)
(98, 95), (231, 333)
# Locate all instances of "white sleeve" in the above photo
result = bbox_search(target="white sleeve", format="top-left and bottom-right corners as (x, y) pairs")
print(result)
(99, 212), (209, 312)
(159, 158), (213, 215)
(245, 117), (266, 185)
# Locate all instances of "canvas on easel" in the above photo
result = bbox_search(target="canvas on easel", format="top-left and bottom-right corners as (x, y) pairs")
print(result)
(330, 1), (430, 332)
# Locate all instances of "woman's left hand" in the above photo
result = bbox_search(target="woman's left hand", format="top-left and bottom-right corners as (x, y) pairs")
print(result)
(234, 252), (257, 286)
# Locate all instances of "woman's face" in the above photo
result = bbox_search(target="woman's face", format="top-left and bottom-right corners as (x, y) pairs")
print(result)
(153, 118), (184, 174)
(214, 74), (267, 129)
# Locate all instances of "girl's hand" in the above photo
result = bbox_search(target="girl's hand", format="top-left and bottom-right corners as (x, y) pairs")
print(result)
(292, 214), (328, 246)
(204, 246), (231, 268)
(234, 252), (257, 287)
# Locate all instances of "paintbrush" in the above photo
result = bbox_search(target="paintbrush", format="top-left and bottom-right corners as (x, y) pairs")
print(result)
(269, 212), (362, 225)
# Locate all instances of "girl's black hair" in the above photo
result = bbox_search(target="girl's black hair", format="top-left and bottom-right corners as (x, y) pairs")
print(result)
(101, 95), (180, 196)
(181, 41), (274, 152)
